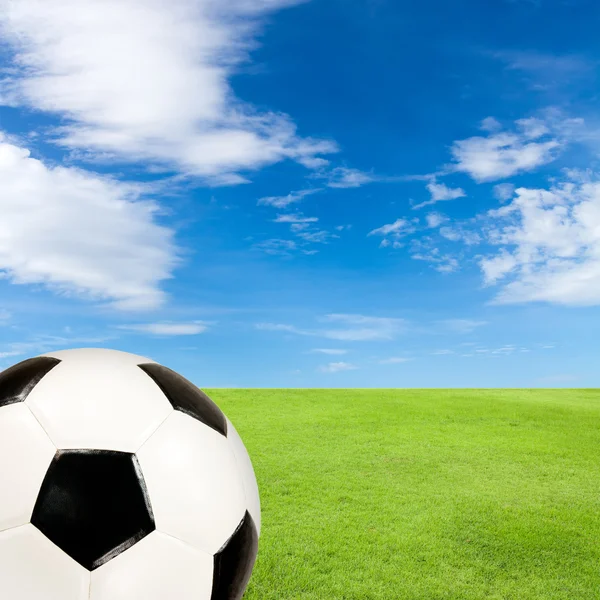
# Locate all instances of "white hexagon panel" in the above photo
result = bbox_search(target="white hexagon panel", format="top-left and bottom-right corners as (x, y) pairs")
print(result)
(226, 417), (262, 537)
(136, 410), (246, 555)
(0, 524), (89, 600)
(26, 348), (172, 451)
(90, 531), (213, 600)
(0, 403), (56, 532)
(0, 348), (261, 600)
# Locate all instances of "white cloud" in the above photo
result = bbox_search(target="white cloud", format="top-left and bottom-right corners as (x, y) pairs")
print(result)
(273, 214), (318, 224)
(438, 227), (462, 242)
(425, 212), (448, 228)
(296, 229), (336, 244)
(450, 127), (560, 182)
(439, 227), (481, 245)
(255, 322), (302, 333)
(253, 238), (298, 256)
(495, 50), (594, 89)
(479, 249), (518, 284)
(379, 356), (412, 364)
(438, 319), (488, 333)
(413, 182), (466, 209)
(428, 183), (466, 201)
(0, 309), (10, 322)
(0, 0), (337, 183)
(431, 349), (454, 355)
(258, 188), (322, 208)
(270, 212), (336, 247)
(257, 313), (408, 342)
(411, 247), (460, 273)
(480, 117), (502, 132)
(0, 333), (118, 360)
(493, 183), (515, 202)
(480, 180), (600, 305)
(318, 361), (357, 373)
(323, 167), (376, 188)
(320, 313), (407, 341)
(368, 218), (417, 248)
(117, 321), (210, 335)
(310, 348), (348, 355)
(516, 117), (550, 139)
(0, 132), (179, 311)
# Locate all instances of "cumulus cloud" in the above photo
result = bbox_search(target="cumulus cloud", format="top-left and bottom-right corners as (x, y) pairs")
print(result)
(0, 132), (179, 311)
(480, 179), (600, 305)
(0, 0), (337, 183)
(450, 128), (560, 182)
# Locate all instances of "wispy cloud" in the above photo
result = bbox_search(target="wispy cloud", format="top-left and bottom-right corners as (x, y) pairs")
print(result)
(310, 348), (348, 355)
(116, 321), (210, 335)
(311, 166), (427, 189)
(379, 356), (412, 364)
(493, 183), (515, 202)
(273, 214), (319, 224)
(410, 247), (460, 273)
(439, 226), (481, 245)
(425, 212), (448, 228)
(269, 211), (337, 250)
(368, 218), (417, 248)
(252, 238), (299, 256)
(437, 319), (488, 333)
(324, 167), (377, 188)
(0, 333), (119, 361)
(493, 49), (596, 91)
(0, 132), (179, 311)
(258, 188), (322, 208)
(0, 0), (337, 183)
(413, 182), (466, 209)
(480, 117), (502, 132)
(318, 361), (358, 373)
(257, 313), (408, 341)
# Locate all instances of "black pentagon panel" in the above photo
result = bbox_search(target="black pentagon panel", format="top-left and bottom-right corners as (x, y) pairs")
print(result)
(0, 356), (60, 408)
(211, 511), (259, 600)
(138, 363), (227, 437)
(31, 450), (155, 571)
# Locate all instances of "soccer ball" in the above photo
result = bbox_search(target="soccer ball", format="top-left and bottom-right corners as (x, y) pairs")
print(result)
(0, 348), (261, 600)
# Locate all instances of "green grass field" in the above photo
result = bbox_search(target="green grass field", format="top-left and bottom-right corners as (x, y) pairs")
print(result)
(209, 389), (600, 600)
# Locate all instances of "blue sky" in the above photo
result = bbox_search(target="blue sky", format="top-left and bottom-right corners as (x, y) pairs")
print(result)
(0, 0), (599, 387)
